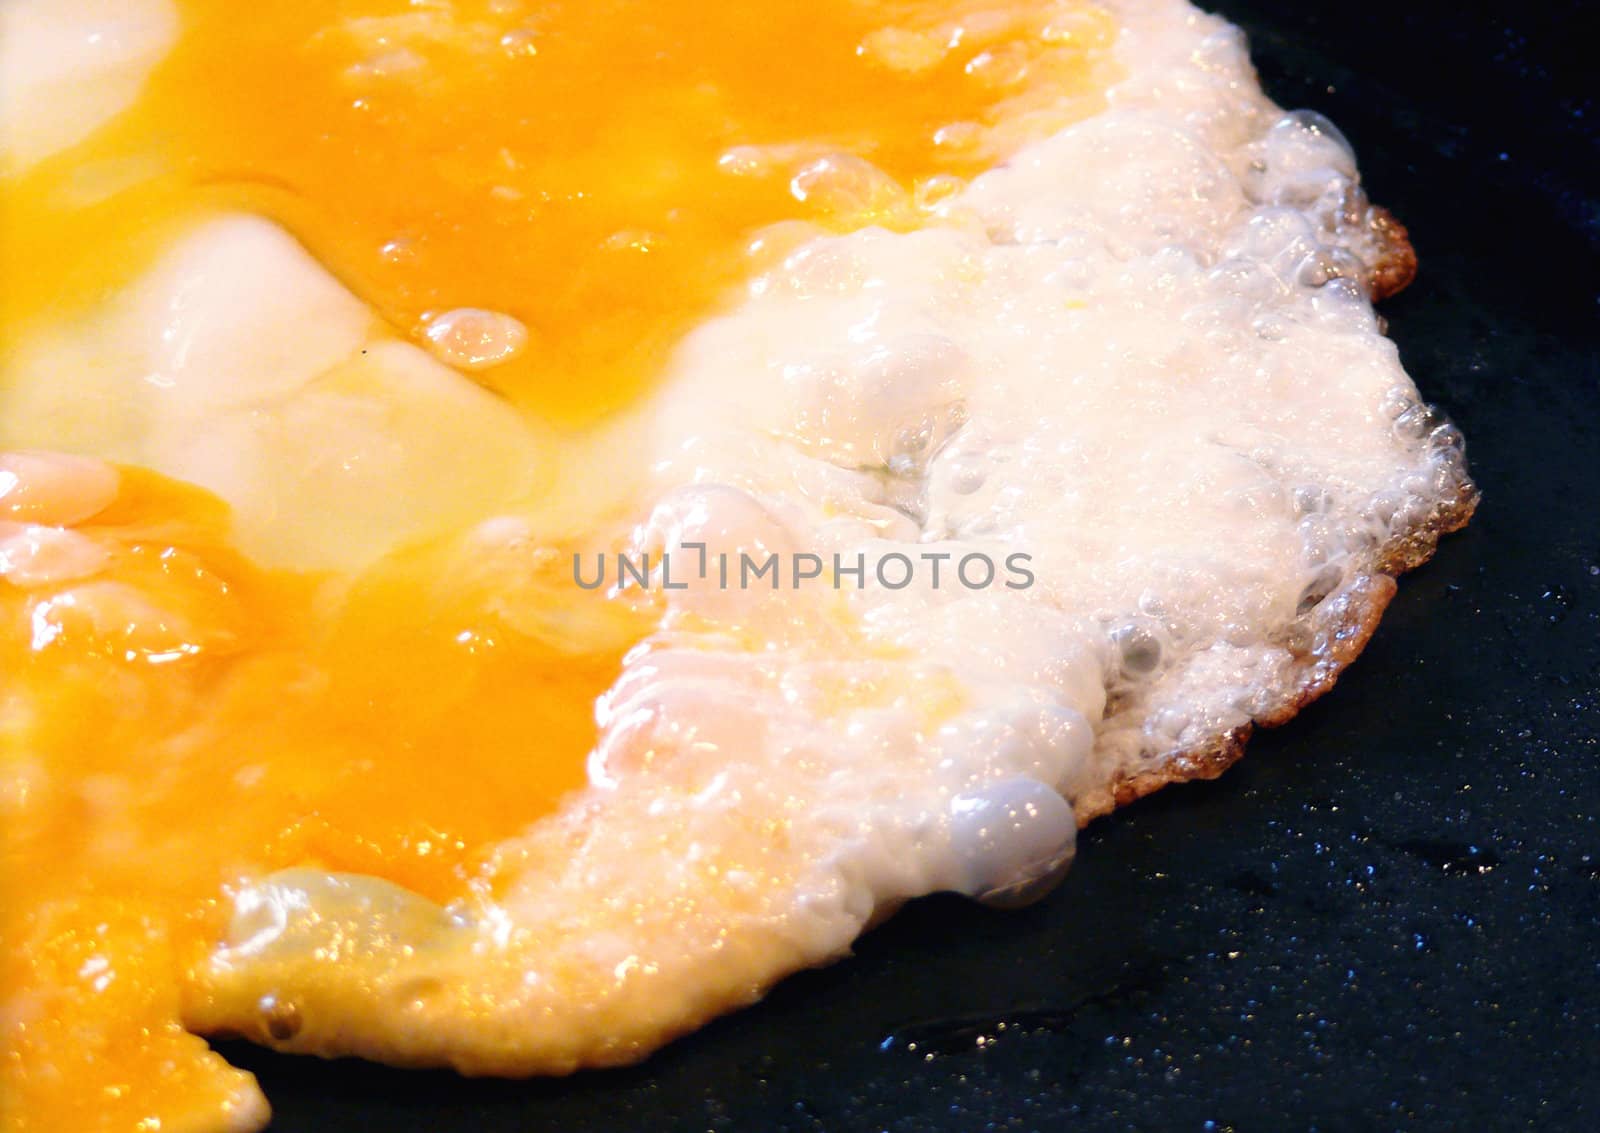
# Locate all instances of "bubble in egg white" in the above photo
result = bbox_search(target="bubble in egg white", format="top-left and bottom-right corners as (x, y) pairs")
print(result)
(1228, 208), (1321, 282)
(947, 777), (1078, 907)
(1109, 617), (1166, 679)
(1251, 110), (1358, 209)
(422, 308), (529, 371)
(1393, 402), (1444, 442)
(788, 153), (906, 218)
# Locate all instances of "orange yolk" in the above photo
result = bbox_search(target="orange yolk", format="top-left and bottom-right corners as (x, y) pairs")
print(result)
(3, 0), (1115, 424)
(1, 468), (632, 1130)
(0, 2), (1115, 1130)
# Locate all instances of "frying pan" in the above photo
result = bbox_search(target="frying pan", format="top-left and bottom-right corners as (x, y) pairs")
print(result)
(217, 0), (1600, 1127)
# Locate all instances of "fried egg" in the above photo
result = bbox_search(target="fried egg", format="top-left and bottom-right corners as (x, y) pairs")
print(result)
(0, 1), (1473, 1130)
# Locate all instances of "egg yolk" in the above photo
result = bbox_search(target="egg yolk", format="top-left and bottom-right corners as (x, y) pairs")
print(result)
(0, 2), (1115, 1130)
(4, 0), (1115, 425)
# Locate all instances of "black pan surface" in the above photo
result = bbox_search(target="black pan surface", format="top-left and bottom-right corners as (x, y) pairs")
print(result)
(218, 1), (1600, 1127)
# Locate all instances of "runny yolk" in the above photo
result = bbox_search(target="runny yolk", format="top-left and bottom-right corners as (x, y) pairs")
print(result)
(3, 0), (1116, 424)
(0, 2), (1116, 1130)
(1, 466), (635, 1130)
